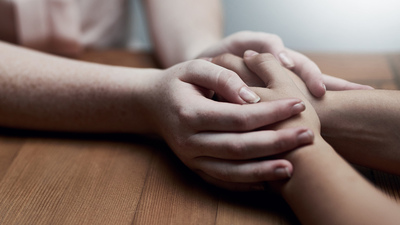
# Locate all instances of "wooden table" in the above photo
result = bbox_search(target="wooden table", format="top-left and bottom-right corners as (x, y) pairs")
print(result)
(1, 51), (400, 224)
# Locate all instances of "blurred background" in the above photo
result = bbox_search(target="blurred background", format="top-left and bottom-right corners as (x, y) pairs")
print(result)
(129, 0), (400, 53)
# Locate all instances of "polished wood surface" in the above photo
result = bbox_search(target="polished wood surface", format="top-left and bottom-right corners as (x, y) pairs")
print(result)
(0, 50), (399, 224)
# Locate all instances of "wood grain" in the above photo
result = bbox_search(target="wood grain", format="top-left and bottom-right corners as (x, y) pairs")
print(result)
(0, 51), (399, 224)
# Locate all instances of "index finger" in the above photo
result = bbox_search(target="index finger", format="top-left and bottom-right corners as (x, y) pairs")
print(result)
(186, 96), (305, 132)
(286, 49), (326, 97)
(180, 59), (261, 104)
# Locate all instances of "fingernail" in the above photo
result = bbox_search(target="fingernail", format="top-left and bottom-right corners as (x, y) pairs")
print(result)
(239, 87), (260, 103)
(292, 101), (306, 114)
(274, 167), (291, 179)
(244, 50), (259, 58)
(322, 83), (327, 91)
(297, 129), (314, 144)
(199, 57), (213, 62)
(278, 52), (295, 68)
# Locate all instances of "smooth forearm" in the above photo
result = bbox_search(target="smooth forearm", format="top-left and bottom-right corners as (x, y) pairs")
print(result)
(279, 138), (400, 225)
(316, 90), (400, 174)
(289, 71), (400, 174)
(0, 41), (157, 133)
(144, 0), (223, 67)
(255, 81), (400, 224)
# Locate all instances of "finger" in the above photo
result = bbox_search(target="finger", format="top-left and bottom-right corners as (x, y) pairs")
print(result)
(285, 49), (326, 97)
(180, 59), (260, 104)
(195, 157), (293, 184)
(210, 53), (265, 87)
(243, 51), (293, 87)
(187, 98), (305, 131)
(188, 127), (314, 160)
(322, 74), (374, 91)
(225, 32), (295, 69)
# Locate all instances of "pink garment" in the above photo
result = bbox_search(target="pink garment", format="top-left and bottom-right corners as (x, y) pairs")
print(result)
(9, 0), (128, 56)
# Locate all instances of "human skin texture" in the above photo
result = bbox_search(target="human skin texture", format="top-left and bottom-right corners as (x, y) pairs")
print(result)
(244, 52), (400, 225)
(211, 51), (400, 175)
(0, 41), (317, 190)
(144, 0), (373, 97)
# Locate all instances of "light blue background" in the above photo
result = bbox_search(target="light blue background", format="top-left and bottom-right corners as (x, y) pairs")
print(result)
(129, 0), (400, 53)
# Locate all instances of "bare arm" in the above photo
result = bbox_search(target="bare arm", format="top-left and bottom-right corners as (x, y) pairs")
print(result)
(245, 52), (400, 225)
(313, 89), (400, 175)
(144, 0), (223, 67)
(278, 137), (400, 225)
(0, 41), (153, 133)
(210, 51), (400, 175)
(0, 41), (317, 188)
(287, 73), (400, 175)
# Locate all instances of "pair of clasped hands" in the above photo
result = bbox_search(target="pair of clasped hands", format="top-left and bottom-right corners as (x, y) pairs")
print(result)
(142, 32), (371, 191)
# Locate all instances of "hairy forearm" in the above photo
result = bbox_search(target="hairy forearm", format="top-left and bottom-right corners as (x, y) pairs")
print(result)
(0, 41), (157, 133)
(144, 0), (223, 67)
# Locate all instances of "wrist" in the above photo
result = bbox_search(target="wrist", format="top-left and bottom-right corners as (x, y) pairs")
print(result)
(112, 66), (162, 134)
(312, 91), (350, 139)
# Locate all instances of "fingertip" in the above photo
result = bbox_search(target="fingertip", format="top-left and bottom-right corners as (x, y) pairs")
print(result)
(292, 101), (306, 114)
(297, 129), (314, 144)
(273, 162), (293, 179)
(244, 50), (259, 58)
(278, 52), (295, 68)
(274, 167), (291, 179)
(199, 57), (213, 62)
(310, 82), (326, 98)
(239, 86), (261, 104)
(351, 83), (375, 90)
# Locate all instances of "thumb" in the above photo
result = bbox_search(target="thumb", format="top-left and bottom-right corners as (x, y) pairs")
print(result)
(181, 60), (260, 104)
(244, 50), (291, 87)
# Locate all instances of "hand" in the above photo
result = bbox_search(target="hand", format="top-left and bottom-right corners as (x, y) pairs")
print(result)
(141, 59), (314, 191)
(209, 52), (372, 120)
(243, 51), (321, 135)
(208, 50), (321, 142)
(198, 31), (372, 97)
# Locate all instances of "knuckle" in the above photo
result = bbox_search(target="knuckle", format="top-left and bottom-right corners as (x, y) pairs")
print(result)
(251, 53), (276, 66)
(273, 140), (286, 152)
(269, 102), (292, 121)
(258, 33), (285, 54)
(229, 111), (251, 130)
(185, 59), (205, 73)
(268, 33), (283, 42)
(227, 137), (248, 158)
(235, 30), (255, 38)
(172, 132), (189, 149)
(262, 33), (284, 47)
(272, 135), (291, 152)
(251, 167), (265, 179)
(213, 53), (234, 65)
(212, 168), (233, 182)
(260, 53), (276, 61)
(215, 69), (236, 90)
(177, 106), (197, 126)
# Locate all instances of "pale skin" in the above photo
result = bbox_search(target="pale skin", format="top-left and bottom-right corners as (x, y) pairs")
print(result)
(242, 52), (400, 225)
(0, 41), (312, 189)
(0, 0), (372, 189)
(212, 52), (400, 176)
(143, 0), (371, 96)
